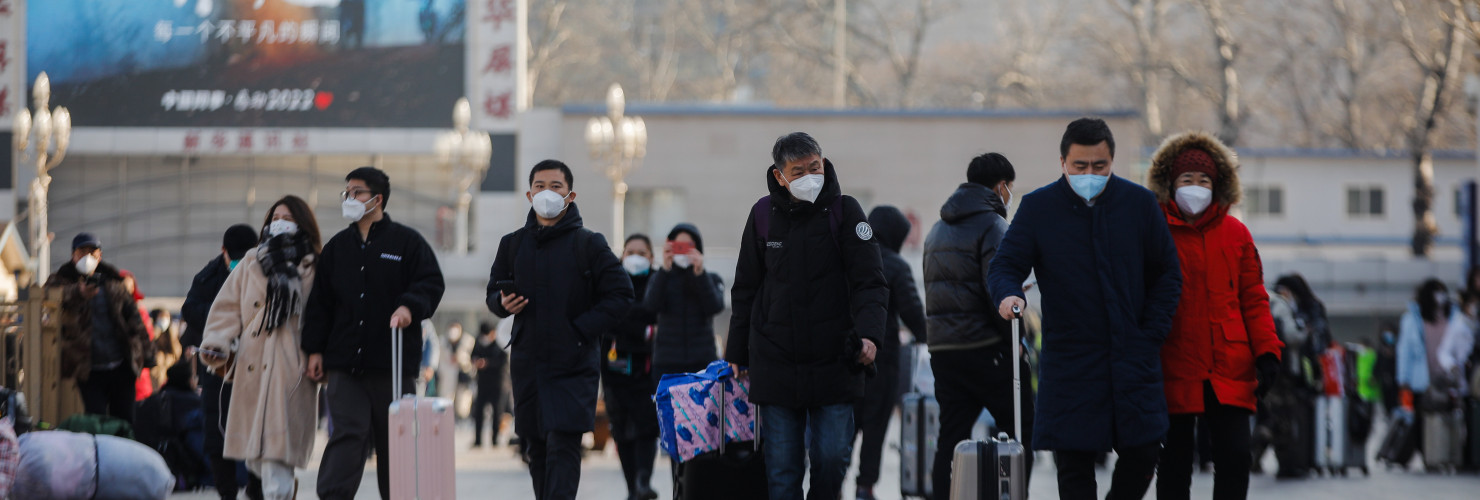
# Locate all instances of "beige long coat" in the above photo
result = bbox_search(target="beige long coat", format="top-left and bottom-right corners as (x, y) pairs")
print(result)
(201, 248), (317, 467)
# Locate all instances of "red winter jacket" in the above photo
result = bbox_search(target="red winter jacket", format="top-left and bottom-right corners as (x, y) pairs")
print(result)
(1147, 131), (1283, 414)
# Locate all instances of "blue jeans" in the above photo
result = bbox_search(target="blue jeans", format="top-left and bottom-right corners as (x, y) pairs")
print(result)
(760, 404), (855, 500)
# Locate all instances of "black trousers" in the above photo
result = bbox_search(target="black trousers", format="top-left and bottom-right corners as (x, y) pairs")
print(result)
(197, 362), (263, 500)
(930, 345), (1036, 496)
(852, 358), (898, 489)
(472, 374), (505, 445)
(1055, 441), (1160, 500)
(527, 431), (584, 500)
(1157, 385), (1254, 500)
(604, 368), (660, 496)
(317, 371), (411, 500)
(79, 365), (136, 424)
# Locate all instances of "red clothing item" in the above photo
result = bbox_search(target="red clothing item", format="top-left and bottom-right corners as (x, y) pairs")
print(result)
(1159, 203), (1283, 414)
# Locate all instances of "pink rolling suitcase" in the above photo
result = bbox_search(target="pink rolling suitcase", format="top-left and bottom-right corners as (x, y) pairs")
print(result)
(389, 327), (457, 499)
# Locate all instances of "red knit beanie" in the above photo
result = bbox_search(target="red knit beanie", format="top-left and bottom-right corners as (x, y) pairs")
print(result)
(1170, 148), (1218, 183)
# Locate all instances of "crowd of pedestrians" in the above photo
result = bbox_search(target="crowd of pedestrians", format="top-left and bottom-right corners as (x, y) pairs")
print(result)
(34, 117), (1480, 500)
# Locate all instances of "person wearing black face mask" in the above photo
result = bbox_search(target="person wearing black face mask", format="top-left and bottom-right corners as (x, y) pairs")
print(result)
(182, 223), (262, 500)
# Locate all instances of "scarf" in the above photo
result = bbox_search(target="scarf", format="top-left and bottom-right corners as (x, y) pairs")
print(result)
(255, 233), (311, 335)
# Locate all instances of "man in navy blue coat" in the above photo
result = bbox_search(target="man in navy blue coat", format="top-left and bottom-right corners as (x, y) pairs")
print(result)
(988, 118), (1183, 500)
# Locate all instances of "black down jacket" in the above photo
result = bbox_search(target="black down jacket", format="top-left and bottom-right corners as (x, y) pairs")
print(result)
(923, 183), (1012, 350)
(726, 160), (889, 408)
(487, 203), (635, 433)
(867, 205), (928, 368)
(645, 258), (726, 370)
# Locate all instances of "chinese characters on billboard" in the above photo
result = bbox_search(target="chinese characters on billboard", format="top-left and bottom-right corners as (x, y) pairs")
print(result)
(27, 0), (467, 128)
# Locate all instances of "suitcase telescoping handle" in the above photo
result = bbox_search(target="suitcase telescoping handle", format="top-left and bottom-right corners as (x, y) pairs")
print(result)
(392, 326), (405, 399)
(1011, 305), (1023, 445)
(715, 368), (761, 455)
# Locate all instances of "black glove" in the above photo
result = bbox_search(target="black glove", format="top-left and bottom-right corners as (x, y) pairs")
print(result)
(1255, 353), (1280, 398)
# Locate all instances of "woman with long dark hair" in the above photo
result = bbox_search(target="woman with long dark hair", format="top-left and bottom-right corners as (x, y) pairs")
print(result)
(200, 196), (322, 500)
(1264, 273), (1329, 478)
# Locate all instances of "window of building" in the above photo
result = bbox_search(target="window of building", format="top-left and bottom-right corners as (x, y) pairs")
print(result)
(1345, 185), (1384, 217)
(1243, 185), (1284, 216)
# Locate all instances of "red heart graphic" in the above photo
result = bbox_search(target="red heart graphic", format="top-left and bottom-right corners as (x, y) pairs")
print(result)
(314, 91), (334, 110)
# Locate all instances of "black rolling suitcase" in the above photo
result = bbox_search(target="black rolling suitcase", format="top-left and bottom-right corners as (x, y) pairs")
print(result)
(673, 379), (767, 500)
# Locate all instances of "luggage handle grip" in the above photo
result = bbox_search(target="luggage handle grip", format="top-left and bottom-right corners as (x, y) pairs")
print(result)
(1011, 305), (1022, 446)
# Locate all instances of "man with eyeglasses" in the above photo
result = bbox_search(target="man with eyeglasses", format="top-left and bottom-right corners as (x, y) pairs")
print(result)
(303, 166), (446, 500)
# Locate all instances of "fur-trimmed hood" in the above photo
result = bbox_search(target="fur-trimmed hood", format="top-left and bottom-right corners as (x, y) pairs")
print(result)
(1146, 131), (1241, 207)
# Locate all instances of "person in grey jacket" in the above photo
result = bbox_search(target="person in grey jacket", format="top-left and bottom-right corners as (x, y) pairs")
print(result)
(645, 223), (727, 380)
(923, 153), (1035, 495)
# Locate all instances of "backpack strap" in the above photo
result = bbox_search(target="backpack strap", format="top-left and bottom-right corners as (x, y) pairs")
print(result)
(751, 195), (847, 244)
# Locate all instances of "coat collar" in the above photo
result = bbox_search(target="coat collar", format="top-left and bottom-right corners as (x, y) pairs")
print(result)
(1162, 201), (1228, 231)
(523, 202), (585, 242)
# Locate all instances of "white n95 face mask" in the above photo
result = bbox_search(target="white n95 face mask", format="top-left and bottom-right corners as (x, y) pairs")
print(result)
(1175, 186), (1214, 216)
(622, 255), (651, 276)
(76, 254), (99, 276)
(268, 219), (299, 236)
(342, 196), (376, 222)
(532, 190), (572, 219)
(785, 174), (825, 203)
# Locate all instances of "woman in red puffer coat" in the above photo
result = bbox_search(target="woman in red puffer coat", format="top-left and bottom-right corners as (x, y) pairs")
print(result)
(1148, 132), (1284, 500)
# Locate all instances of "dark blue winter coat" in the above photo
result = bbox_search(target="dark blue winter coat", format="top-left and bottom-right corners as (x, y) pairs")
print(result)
(987, 174), (1182, 452)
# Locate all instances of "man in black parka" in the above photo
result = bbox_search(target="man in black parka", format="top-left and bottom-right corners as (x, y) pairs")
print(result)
(488, 160), (634, 500)
(727, 132), (888, 500)
(854, 205), (928, 500)
(923, 153), (1036, 495)
(180, 223), (261, 500)
(303, 167), (446, 500)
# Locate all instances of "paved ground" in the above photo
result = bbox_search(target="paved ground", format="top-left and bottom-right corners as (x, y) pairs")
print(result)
(170, 415), (1477, 499)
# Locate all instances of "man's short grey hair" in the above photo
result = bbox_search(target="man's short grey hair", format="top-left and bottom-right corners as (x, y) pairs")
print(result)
(771, 132), (822, 168)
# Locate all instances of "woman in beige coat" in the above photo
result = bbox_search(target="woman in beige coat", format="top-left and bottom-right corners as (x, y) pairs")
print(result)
(202, 195), (322, 500)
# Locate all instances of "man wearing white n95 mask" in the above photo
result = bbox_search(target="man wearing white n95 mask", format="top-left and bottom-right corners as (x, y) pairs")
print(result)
(488, 159), (634, 500)
(302, 166), (446, 500)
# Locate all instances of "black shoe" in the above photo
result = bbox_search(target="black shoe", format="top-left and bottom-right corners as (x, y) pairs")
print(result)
(636, 486), (659, 500)
(856, 486), (877, 500)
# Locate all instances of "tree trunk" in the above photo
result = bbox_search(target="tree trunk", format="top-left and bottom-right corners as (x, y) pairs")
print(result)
(1404, 0), (1466, 257)
(1201, 0), (1240, 146)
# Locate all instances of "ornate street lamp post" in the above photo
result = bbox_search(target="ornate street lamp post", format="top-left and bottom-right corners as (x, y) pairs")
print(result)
(584, 84), (646, 243)
(12, 72), (72, 284)
(435, 97), (493, 255)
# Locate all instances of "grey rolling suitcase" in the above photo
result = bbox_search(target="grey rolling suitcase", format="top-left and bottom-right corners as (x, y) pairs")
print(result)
(949, 306), (1027, 500)
(901, 391), (940, 499)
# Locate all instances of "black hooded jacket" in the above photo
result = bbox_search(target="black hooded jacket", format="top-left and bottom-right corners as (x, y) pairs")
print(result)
(645, 223), (726, 370)
(180, 255), (231, 348)
(923, 183), (1011, 350)
(302, 214), (446, 376)
(867, 206), (928, 368)
(487, 203), (635, 433)
(726, 160), (889, 408)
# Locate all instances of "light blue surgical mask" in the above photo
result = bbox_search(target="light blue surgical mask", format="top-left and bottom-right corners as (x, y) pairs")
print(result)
(1067, 174), (1109, 201)
(229, 259), (241, 271)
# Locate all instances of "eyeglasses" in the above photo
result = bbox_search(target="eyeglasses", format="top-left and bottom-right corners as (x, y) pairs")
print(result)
(341, 189), (373, 201)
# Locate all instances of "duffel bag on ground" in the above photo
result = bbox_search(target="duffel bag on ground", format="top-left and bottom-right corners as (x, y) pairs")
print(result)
(11, 430), (172, 500)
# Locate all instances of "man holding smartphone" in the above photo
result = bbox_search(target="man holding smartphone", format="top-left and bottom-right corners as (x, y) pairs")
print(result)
(487, 159), (633, 500)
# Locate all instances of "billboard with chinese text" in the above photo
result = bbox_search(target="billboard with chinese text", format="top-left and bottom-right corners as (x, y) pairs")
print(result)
(27, 0), (466, 128)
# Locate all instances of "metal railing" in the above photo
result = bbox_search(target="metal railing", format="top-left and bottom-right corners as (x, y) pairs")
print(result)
(2, 286), (83, 427)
